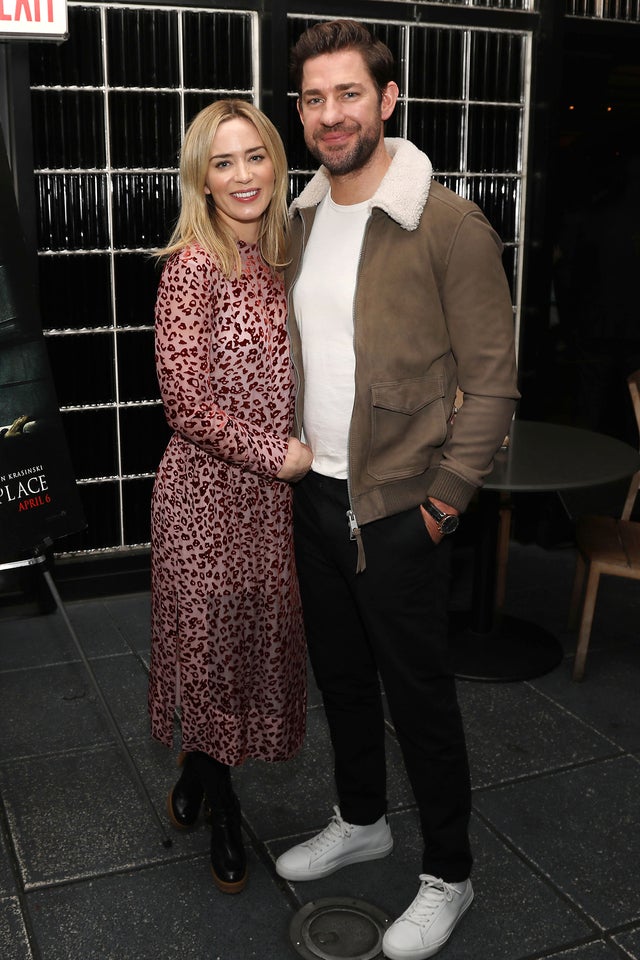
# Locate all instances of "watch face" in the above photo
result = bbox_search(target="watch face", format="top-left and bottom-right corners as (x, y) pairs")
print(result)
(440, 514), (459, 534)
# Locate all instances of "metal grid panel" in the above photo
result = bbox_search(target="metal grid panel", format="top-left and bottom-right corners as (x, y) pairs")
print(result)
(29, 3), (534, 559)
(375, 1), (537, 9)
(288, 15), (532, 355)
(566, 0), (640, 20)
(29, 2), (258, 556)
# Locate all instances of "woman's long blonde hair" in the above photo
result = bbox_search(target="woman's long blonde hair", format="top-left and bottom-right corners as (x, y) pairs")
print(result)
(158, 99), (289, 277)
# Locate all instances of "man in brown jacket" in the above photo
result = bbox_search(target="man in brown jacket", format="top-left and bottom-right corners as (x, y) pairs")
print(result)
(275, 20), (520, 960)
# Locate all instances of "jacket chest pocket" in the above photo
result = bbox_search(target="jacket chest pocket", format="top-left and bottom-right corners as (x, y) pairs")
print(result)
(368, 377), (448, 481)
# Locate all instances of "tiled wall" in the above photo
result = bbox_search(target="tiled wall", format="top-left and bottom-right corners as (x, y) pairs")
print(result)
(566, 0), (640, 20)
(30, 3), (257, 553)
(30, 3), (532, 556)
(288, 16), (530, 354)
(389, 1), (536, 9)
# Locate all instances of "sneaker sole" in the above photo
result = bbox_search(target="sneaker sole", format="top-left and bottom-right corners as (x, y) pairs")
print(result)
(382, 887), (474, 960)
(276, 838), (394, 881)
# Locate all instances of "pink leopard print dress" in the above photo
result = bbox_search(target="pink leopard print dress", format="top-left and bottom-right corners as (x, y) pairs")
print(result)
(148, 242), (306, 765)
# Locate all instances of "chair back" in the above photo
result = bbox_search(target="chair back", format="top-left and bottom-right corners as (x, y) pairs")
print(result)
(621, 370), (640, 520)
(627, 369), (640, 436)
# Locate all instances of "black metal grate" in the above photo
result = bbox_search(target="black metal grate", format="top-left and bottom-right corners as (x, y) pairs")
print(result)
(29, 2), (535, 558)
(290, 898), (392, 960)
(29, 2), (257, 554)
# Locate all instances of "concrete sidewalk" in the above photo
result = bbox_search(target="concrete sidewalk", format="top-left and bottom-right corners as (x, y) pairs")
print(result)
(1, 541), (639, 960)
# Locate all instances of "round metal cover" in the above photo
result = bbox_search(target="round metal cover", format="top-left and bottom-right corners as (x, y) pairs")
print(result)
(289, 897), (391, 960)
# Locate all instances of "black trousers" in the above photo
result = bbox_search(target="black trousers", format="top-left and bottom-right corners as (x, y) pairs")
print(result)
(294, 471), (472, 882)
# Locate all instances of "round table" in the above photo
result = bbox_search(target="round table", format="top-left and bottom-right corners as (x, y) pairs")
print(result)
(451, 420), (640, 681)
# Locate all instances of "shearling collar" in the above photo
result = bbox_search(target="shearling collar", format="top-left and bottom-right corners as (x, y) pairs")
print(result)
(289, 138), (433, 232)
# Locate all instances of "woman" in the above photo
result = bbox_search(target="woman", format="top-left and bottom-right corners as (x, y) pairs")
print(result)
(148, 100), (312, 894)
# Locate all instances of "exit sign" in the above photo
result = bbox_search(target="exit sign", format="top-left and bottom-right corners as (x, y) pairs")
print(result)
(0, 0), (67, 41)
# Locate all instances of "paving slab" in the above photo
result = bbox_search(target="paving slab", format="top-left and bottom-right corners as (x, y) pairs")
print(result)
(0, 601), (130, 670)
(0, 897), (33, 960)
(101, 593), (152, 656)
(532, 642), (640, 752)
(541, 942), (630, 959)
(474, 756), (640, 930)
(457, 680), (622, 789)
(0, 826), (20, 898)
(26, 850), (298, 960)
(0, 745), (211, 889)
(613, 925), (640, 959)
(0, 653), (149, 760)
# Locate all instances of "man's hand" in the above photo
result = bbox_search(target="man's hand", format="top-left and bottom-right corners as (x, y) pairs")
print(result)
(419, 497), (459, 544)
(277, 437), (313, 483)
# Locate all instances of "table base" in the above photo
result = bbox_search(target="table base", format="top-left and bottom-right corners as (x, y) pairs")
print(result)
(449, 612), (564, 682)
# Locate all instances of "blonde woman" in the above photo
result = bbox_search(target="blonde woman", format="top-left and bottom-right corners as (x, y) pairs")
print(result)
(148, 100), (312, 894)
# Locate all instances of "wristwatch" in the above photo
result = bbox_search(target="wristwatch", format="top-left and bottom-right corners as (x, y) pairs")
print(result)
(422, 499), (459, 535)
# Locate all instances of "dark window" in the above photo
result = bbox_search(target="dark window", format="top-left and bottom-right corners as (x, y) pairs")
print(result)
(39, 255), (111, 331)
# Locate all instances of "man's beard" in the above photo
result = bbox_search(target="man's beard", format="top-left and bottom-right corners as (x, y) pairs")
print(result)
(306, 121), (382, 175)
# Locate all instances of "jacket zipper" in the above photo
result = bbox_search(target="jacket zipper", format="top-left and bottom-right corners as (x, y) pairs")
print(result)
(345, 212), (373, 574)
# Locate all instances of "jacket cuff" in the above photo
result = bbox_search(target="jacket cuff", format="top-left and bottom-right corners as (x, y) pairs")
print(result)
(425, 468), (478, 514)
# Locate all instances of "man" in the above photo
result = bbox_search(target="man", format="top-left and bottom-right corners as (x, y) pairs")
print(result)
(275, 19), (519, 960)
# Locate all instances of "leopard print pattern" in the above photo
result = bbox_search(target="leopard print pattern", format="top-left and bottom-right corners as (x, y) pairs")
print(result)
(148, 243), (306, 765)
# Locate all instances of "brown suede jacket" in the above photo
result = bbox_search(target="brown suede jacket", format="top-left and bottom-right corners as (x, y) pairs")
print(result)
(285, 138), (520, 530)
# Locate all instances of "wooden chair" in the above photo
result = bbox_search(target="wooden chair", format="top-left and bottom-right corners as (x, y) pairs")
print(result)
(568, 370), (640, 681)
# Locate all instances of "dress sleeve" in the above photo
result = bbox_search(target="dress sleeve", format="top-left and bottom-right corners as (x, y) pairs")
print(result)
(155, 249), (289, 478)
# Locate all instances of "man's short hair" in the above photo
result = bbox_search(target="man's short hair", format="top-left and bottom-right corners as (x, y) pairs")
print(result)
(290, 19), (396, 97)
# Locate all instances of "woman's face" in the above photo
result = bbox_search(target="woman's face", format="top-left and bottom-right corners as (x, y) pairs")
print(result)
(204, 117), (276, 243)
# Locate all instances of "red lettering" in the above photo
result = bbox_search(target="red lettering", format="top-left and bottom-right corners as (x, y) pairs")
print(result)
(0, 0), (56, 22)
(18, 495), (45, 511)
(14, 0), (32, 21)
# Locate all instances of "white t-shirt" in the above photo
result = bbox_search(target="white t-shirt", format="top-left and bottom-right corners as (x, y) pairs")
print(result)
(293, 193), (370, 479)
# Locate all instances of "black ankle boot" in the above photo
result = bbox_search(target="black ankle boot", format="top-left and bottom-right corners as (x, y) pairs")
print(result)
(167, 752), (204, 830)
(209, 793), (247, 894)
(190, 752), (247, 893)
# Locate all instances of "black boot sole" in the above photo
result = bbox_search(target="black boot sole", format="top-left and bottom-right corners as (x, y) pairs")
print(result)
(211, 863), (248, 894)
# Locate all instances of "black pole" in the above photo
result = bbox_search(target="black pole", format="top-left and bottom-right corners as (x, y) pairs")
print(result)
(260, 0), (289, 145)
(0, 41), (38, 261)
(517, 0), (565, 417)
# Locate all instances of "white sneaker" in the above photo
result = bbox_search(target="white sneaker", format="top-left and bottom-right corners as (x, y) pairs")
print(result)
(275, 805), (393, 881)
(382, 874), (474, 960)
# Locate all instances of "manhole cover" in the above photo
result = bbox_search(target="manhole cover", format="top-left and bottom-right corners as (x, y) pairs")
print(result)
(290, 898), (391, 960)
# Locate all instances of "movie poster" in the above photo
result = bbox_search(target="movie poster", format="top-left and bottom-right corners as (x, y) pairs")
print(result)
(0, 125), (85, 563)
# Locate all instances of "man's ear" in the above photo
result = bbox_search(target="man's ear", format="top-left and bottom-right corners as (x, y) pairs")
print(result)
(296, 97), (304, 124)
(381, 81), (399, 122)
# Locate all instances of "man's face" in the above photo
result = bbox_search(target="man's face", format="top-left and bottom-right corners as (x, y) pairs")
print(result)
(297, 49), (397, 176)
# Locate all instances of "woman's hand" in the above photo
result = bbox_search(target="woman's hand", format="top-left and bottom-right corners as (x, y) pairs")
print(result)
(277, 437), (313, 482)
